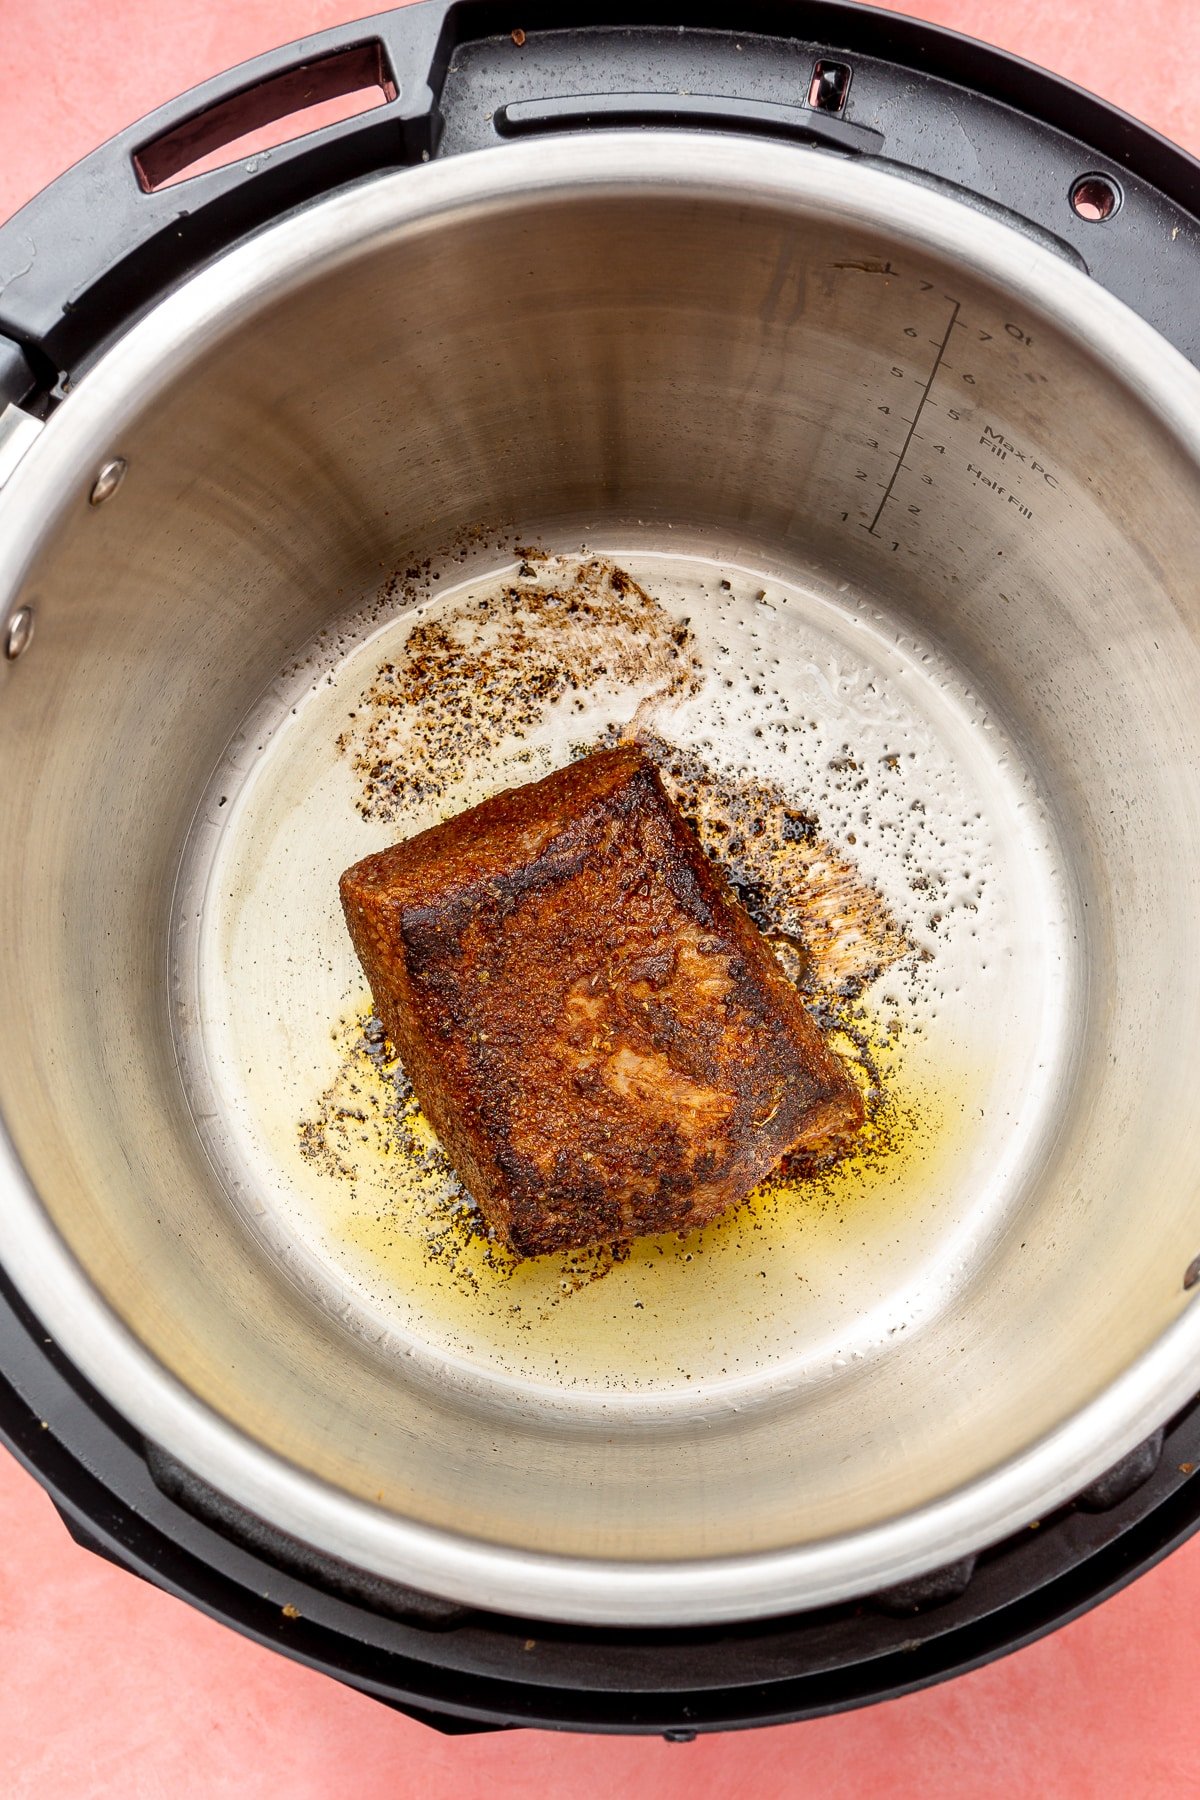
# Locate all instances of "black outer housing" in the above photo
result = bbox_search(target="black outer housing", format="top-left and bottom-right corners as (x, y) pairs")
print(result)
(2, 0), (1200, 1737)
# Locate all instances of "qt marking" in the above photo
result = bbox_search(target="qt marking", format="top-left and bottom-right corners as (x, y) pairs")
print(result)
(863, 298), (962, 539)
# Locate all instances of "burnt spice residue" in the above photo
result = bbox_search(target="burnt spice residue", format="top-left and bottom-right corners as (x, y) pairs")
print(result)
(336, 554), (702, 822)
(602, 728), (912, 999)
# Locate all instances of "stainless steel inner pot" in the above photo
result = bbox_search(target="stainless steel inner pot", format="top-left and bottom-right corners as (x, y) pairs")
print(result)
(2, 135), (1200, 1627)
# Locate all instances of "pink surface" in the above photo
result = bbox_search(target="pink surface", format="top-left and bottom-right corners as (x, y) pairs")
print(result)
(2, 2), (1199, 1793)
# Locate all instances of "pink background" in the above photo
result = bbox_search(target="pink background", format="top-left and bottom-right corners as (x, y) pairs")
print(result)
(3, 2), (1199, 1792)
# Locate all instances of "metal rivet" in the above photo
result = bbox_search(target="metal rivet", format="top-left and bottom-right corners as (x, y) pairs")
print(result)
(4, 604), (34, 661)
(89, 457), (127, 506)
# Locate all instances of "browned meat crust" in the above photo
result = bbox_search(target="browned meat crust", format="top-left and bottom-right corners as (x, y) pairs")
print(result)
(340, 748), (863, 1257)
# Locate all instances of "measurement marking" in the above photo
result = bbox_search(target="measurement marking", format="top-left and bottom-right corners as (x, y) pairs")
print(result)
(866, 299), (961, 535)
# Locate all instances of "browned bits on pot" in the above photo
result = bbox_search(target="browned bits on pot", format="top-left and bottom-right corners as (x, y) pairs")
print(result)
(337, 556), (702, 823)
(608, 729), (911, 998)
(511, 27), (526, 45)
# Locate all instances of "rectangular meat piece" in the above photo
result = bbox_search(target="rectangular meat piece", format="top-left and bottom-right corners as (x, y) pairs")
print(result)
(339, 746), (863, 1257)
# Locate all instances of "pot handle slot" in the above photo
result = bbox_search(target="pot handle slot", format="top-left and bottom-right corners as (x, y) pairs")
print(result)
(130, 41), (403, 195)
(0, 1), (456, 391)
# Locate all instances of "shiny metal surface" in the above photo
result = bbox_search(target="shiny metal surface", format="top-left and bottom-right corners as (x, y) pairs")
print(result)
(87, 456), (128, 508)
(1, 136), (1200, 1625)
(3, 602), (33, 661)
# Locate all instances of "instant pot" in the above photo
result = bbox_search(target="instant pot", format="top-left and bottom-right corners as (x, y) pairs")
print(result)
(3, 0), (1200, 1736)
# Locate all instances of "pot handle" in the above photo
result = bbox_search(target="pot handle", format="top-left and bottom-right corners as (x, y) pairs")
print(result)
(0, 1), (455, 398)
